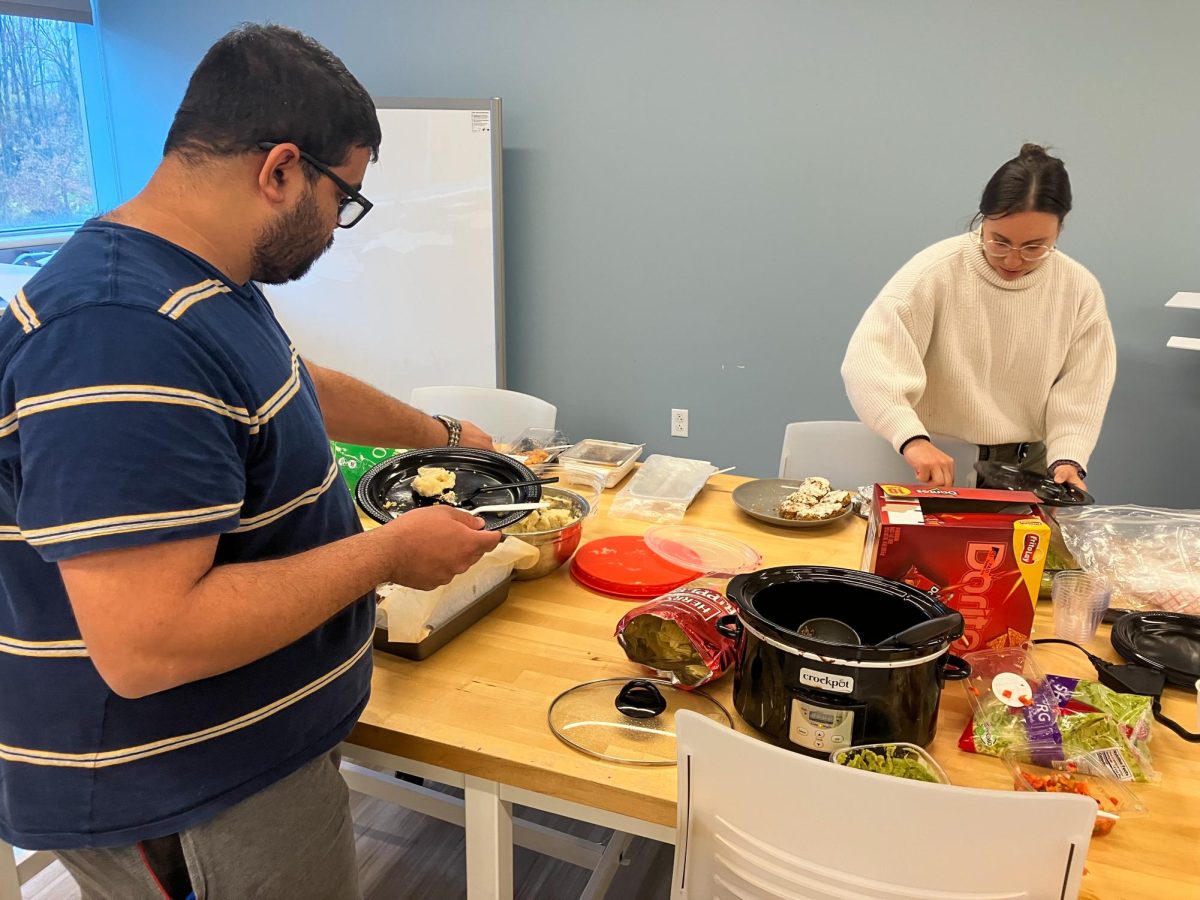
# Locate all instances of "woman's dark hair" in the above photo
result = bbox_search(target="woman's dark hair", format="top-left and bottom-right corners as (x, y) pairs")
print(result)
(972, 143), (1072, 227)
(164, 23), (381, 170)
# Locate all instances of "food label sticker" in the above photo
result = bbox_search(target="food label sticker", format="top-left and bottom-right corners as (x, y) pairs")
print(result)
(991, 671), (1033, 707)
(1088, 747), (1135, 782)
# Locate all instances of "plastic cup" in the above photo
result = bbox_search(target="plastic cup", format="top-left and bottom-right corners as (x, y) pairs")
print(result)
(1052, 571), (1112, 642)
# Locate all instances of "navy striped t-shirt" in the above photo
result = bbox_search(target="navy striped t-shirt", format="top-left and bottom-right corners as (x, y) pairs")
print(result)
(0, 220), (374, 850)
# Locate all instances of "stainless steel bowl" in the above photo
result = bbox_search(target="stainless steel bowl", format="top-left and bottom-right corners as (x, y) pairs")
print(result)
(505, 487), (590, 580)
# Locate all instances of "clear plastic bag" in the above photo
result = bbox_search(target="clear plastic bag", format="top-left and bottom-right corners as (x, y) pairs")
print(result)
(609, 455), (718, 524)
(1056, 505), (1200, 614)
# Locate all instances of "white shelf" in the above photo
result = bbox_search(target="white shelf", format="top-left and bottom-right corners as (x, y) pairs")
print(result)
(1167, 336), (1200, 352)
(1166, 292), (1200, 310)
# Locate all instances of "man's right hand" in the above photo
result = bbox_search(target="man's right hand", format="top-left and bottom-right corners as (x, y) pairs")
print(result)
(379, 505), (502, 590)
(901, 439), (956, 487)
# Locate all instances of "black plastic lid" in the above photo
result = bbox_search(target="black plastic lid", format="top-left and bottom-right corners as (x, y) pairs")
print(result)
(973, 461), (1094, 507)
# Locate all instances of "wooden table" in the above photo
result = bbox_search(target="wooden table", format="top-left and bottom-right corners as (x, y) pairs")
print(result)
(344, 476), (1200, 900)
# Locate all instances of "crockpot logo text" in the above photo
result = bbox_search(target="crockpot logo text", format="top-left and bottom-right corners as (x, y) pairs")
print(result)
(798, 668), (855, 694)
(959, 542), (1005, 651)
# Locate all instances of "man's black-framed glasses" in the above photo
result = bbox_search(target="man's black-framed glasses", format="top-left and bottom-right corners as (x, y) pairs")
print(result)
(257, 141), (373, 228)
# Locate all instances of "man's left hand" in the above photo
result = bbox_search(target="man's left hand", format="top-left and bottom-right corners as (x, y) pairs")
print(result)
(1052, 463), (1087, 491)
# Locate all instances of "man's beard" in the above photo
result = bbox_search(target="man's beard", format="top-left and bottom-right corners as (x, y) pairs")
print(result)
(250, 188), (335, 285)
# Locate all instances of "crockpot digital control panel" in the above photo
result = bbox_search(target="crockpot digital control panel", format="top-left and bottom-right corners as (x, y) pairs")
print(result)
(788, 698), (862, 753)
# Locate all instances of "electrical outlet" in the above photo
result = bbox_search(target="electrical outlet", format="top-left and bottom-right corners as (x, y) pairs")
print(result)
(671, 408), (688, 438)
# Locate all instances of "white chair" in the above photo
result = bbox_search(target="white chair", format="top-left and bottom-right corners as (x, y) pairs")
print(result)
(1, 841), (55, 900)
(409, 386), (556, 445)
(779, 420), (978, 487)
(672, 711), (1096, 900)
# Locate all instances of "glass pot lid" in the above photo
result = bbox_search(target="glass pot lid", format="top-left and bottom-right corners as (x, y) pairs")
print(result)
(547, 677), (732, 766)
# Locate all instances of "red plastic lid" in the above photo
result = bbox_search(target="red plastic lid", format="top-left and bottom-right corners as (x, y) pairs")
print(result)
(570, 535), (703, 599)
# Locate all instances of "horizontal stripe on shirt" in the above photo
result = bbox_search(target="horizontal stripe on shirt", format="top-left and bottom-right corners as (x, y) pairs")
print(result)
(0, 634), (372, 768)
(0, 347), (300, 439)
(0, 635), (88, 658)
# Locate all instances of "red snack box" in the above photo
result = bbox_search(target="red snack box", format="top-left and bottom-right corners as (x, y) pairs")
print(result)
(862, 484), (1051, 653)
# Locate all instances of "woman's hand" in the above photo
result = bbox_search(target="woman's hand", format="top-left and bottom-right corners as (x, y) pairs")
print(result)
(901, 439), (956, 487)
(1052, 462), (1087, 491)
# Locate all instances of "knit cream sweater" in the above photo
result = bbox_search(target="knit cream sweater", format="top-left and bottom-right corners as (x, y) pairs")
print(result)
(841, 232), (1116, 469)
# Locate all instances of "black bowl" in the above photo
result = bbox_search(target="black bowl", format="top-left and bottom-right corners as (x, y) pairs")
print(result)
(356, 448), (540, 531)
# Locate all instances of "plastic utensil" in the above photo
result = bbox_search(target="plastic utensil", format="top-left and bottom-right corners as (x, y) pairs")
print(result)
(457, 476), (558, 504)
(1053, 571), (1112, 642)
(468, 502), (548, 516)
(875, 613), (964, 648)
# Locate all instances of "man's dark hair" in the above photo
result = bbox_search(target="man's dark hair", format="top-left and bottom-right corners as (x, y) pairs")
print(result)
(164, 23), (381, 169)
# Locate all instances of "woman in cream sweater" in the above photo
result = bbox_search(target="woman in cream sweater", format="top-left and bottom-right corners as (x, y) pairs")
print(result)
(841, 144), (1116, 489)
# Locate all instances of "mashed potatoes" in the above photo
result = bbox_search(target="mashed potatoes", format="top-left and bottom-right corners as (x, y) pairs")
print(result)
(503, 495), (579, 534)
(411, 466), (456, 501)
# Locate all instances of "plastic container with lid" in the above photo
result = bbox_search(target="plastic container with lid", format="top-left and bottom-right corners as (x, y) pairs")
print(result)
(1001, 747), (1147, 836)
(571, 524), (761, 599)
(830, 742), (950, 784)
(610, 455), (719, 524)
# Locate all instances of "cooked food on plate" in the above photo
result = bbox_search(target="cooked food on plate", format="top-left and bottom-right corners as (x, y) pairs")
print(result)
(778, 476), (852, 520)
(411, 466), (457, 503)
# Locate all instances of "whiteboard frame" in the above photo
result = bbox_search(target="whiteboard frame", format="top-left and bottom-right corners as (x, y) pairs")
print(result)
(373, 96), (506, 388)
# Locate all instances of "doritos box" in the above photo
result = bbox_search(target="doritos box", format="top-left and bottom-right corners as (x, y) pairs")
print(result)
(862, 484), (1051, 654)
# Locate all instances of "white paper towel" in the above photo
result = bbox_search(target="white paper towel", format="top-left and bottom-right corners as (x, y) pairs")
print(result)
(375, 539), (539, 643)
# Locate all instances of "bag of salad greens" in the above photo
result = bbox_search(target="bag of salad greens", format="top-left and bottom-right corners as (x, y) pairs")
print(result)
(958, 646), (1158, 783)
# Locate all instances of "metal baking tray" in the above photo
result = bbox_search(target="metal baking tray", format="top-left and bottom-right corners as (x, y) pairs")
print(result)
(372, 577), (513, 661)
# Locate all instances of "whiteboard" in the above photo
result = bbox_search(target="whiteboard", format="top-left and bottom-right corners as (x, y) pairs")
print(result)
(267, 98), (505, 397)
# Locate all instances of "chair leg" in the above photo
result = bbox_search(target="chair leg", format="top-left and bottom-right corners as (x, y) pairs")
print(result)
(0, 841), (21, 900)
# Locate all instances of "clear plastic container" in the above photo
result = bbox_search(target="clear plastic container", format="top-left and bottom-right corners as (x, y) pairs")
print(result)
(526, 464), (605, 518)
(498, 427), (571, 466)
(560, 439), (643, 468)
(1002, 749), (1147, 836)
(610, 455), (719, 524)
(830, 742), (950, 784)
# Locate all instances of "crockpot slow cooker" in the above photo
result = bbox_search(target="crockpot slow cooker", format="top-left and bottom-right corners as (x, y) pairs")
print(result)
(719, 566), (970, 756)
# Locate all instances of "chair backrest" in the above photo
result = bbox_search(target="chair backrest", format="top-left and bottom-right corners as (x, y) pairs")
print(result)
(408, 386), (557, 444)
(779, 420), (978, 487)
(672, 712), (1096, 900)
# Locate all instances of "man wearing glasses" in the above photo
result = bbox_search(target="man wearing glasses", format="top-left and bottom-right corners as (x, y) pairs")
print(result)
(0, 24), (499, 899)
(841, 143), (1116, 490)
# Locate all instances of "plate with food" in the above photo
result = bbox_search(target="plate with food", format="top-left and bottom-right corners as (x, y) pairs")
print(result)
(356, 448), (540, 531)
(731, 476), (855, 528)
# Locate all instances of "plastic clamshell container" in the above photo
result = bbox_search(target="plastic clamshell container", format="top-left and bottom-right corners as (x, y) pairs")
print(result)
(1001, 749), (1147, 837)
(829, 742), (951, 785)
(560, 439), (644, 468)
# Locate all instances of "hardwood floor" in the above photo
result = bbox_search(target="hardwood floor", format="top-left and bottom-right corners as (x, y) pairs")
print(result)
(21, 787), (674, 899)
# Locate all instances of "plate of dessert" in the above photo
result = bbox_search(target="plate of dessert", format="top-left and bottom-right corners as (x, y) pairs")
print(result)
(731, 476), (855, 528)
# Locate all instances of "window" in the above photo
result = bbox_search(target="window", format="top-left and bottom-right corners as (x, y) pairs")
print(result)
(0, 12), (117, 244)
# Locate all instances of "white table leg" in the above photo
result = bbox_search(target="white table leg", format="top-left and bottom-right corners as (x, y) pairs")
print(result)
(0, 841), (21, 900)
(463, 776), (513, 900)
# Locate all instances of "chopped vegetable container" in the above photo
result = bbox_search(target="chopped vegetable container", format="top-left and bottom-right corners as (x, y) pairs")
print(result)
(1001, 749), (1146, 837)
(830, 742), (950, 784)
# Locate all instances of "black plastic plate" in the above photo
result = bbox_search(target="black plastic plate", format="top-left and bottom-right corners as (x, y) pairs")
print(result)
(356, 448), (540, 531)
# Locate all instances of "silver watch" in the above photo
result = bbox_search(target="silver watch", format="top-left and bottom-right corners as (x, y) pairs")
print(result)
(433, 414), (462, 447)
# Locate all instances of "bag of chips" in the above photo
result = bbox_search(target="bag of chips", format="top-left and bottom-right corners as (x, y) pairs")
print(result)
(615, 583), (738, 688)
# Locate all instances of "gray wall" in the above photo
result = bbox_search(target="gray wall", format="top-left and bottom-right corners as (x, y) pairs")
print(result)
(94, 1), (1200, 506)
